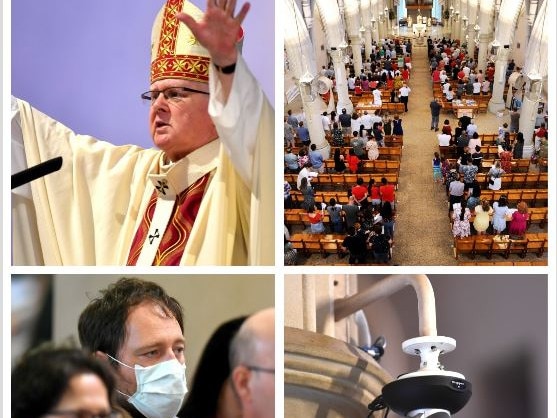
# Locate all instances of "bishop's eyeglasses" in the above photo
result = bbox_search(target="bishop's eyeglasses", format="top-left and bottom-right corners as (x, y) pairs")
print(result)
(141, 86), (209, 104)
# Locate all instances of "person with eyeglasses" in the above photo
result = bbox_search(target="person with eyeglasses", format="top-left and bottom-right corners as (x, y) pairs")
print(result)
(78, 278), (188, 418)
(229, 308), (275, 418)
(12, 346), (126, 418)
(11, 0), (273, 266)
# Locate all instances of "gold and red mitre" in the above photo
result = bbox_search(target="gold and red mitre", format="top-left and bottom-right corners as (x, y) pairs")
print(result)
(150, 0), (210, 84)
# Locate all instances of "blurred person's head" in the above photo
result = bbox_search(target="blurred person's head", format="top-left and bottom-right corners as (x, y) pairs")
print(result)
(179, 316), (247, 418)
(12, 346), (118, 418)
(229, 308), (275, 418)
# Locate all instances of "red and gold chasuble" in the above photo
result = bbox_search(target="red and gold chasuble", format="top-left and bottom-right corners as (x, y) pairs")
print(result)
(126, 174), (209, 265)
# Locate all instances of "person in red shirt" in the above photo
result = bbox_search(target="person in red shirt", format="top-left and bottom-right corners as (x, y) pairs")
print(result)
(535, 123), (547, 138)
(486, 64), (495, 82)
(367, 178), (382, 207)
(432, 68), (441, 82)
(386, 73), (394, 90)
(354, 80), (363, 96)
(401, 66), (410, 82)
(351, 177), (368, 205)
(379, 177), (396, 208)
(347, 149), (361, 174)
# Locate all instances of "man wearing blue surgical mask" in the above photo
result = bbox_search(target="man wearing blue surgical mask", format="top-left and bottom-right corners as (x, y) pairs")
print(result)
(78, 278), (187, 418)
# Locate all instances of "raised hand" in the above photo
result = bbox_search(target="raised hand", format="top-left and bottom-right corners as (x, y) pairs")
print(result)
(176, 0), (250, 68)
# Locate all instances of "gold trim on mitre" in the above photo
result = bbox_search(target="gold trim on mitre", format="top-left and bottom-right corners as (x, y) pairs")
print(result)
(151, 0), (210, 83)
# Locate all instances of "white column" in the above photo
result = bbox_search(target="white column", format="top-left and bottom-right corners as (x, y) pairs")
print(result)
(349, 35), (363, 75)
(361, 0), (373, 58)
(447, 6), (454, 39)
(476, 33), (491, 73)
(518, 78), (543, 158)
(444, 15), (451, 38)
(488, 46), (509, 113)
(377, 15), (384, 39)
(458, 18), (468, 45)
(451, 14), (459, 40)
(284, 0), (329, 153)
(371, 20), (380, 44)
(302, 275), (316, 332)
(331, 48), (354, 114)
(476, 0), (495, 72)
(466, 25), (476, 57)
(364, 29), (373, 59)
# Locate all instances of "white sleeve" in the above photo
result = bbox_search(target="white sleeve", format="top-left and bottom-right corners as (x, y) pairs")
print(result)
(11, 96), (32, 199)
(208, 55), (268, 186)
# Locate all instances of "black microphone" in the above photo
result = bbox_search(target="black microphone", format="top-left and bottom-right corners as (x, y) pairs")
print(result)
(11, 156), (63, 189)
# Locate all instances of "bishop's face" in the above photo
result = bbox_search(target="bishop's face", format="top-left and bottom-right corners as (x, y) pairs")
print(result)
(148, 78), (218, 162)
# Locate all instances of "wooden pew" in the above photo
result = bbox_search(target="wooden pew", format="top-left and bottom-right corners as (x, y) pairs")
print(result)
(454, 233), (548, 260)
(289, 233), (346, 258)
(324, 159), (401, 174)
(458, 260), (547, 266)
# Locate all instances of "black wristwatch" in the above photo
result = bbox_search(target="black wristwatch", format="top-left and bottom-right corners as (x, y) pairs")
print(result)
(214, 62), (236, 74)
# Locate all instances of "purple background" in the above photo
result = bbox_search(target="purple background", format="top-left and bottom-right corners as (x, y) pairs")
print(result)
(12, 0), (274, 148)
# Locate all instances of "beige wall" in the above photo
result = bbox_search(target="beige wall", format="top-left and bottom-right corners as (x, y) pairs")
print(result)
(52, 274), (274, 381)
(359, 274), (547, 418)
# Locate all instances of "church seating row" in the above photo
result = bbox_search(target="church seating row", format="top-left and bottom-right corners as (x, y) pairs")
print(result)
(472, 189), (548, 207)
(289, 190), (397, 207)
(289, 233), (346, 258)
(468, 172), (547, 190)
(324, 159), (400, 174)
(331, 262), (392, 266)
(453, 233), (548, 260)
(457, 260), (547, 266)
(446, 158), (532, 173)
(432, 90), (492, 104)
(285, 172), (399, 190)
(476, 133), (517, 145)
(433, 79), (492, 95)
(353, 101), (406, 113)
(351, 90), (394, 101)
(285, 209), (331, 228)
(289, 190), (396, 209)
(324, 135), (404, 148)
(290, 135), (404, 149)
(435, 98), (488, 115)
(327, 146), (403, 161)
(432, 90), (492, 103)
(450, 207), (548, 230)
(289, 233), (393, 262)
(439, 145), (507, 159)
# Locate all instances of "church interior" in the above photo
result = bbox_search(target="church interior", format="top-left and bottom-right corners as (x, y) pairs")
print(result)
(283, 0), (549, 266)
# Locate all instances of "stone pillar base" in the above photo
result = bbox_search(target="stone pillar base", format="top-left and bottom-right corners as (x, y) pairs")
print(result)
(521, 144), (534, 159)
(488, 99), (506, 114)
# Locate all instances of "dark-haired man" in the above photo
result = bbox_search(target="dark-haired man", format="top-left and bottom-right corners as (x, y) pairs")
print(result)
(339, 108), (352, 136)
(79, 277), (187, 418)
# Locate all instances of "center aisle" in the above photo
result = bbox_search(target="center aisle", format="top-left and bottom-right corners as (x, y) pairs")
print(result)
(391, 40), (456, 265)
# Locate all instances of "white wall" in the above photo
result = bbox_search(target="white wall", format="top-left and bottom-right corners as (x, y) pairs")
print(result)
(53, 274), (274, 382)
